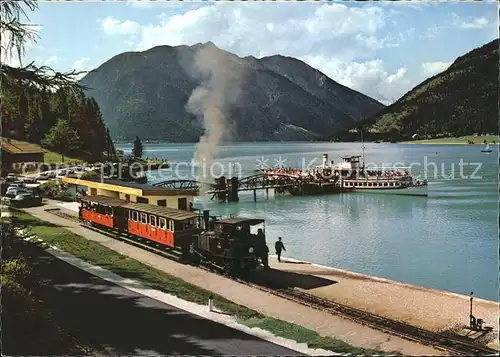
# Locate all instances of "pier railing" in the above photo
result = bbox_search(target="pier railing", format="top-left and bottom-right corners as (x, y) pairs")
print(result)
(153, 173), (341, 203)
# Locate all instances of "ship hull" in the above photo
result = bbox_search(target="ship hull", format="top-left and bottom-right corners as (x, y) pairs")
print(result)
(351, 184), (428, 197)
(286, 183), (345, 196)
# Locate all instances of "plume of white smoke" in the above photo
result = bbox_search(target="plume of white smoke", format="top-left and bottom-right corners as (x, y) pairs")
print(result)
(185, 43), (244, 207)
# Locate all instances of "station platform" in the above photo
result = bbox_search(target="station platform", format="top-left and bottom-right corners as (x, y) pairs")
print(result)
(254, 255), (499, 350)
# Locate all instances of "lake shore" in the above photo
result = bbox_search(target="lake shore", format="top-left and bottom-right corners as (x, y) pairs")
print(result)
(402, 135), (497, 145)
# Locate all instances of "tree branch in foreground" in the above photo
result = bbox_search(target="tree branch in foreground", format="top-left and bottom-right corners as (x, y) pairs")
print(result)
(0, 62), (89, 92)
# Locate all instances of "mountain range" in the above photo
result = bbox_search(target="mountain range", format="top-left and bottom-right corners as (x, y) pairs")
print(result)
(327, 39), (498, 142)
(80, 42), (384, 142)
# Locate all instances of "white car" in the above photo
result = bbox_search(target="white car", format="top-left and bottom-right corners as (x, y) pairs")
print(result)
(36, 172), (50, 180)
(5, 173), (17, 182)
(6, 186), (29, 198)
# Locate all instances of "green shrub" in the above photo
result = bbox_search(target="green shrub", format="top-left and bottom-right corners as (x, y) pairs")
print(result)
(79, 170), (99, 179)
(39, 181), (71, 200)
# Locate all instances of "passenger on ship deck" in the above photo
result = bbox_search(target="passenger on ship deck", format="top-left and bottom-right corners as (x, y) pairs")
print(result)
(275, 237), (286, 263)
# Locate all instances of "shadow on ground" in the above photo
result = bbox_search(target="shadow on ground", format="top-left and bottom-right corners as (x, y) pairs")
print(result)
(250, 266), (336, 290)
(3, 243), (303, 356)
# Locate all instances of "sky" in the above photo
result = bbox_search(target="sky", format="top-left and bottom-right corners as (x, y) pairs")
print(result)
(4, 0), (498, 105)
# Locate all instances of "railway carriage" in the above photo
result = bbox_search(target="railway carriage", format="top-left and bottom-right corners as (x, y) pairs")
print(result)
(122, 202), (201, 249)
(78, 195), (267, 276)
(79, 195), (122, 229)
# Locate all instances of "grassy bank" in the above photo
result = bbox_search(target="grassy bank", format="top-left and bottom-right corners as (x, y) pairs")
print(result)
(405, 135), (497, 145)
(44, 150), (86, 165)
(10, 209), (397, 355)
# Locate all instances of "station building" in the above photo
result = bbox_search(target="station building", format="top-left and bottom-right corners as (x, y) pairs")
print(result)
(1, 138), (44, 172)
(61, 177), (197, 210)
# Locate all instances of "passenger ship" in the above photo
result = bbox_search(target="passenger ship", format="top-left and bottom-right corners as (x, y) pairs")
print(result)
(317, 153), (428, 197)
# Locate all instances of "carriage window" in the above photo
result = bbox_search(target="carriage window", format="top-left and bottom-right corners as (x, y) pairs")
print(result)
(150, 215), (157, 226)
(168, 220), (175, 231)
(159, 218), (167, 229)
(140, 213), (147, 224)
(132, 211), (138, 221)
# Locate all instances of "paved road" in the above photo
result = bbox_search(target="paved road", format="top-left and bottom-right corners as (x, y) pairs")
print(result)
(26, 245), (304, 356)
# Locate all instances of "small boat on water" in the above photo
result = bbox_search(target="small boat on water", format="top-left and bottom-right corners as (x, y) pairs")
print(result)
(481, 143), (492, 153)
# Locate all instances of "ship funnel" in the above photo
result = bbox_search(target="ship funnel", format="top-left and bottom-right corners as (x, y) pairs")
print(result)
(322, 153), (328, 168)
(203, 210), (210, 230)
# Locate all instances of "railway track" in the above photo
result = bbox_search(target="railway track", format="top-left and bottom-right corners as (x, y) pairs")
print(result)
(46, 209), (498, 356)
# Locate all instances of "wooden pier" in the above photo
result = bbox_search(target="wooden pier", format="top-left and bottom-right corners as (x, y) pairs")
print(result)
(152, 173), (344, 203)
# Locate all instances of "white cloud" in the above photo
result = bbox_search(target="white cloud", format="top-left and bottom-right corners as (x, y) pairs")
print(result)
(72, 57), (91, 79)
(384, 28), (415, 48)
(422, 12), (491, 40)
(459, 17), (489, 29)
(136, 4), (388, 58)
(420, 61), (452, 77)
(422, 25), (442, 39)
(305, 57), (411, 105)
(33, 55), (59, 67)
(125, 3), (414, 103)
(451, 13), (489, 29)
(127, 1), (154, 9)
(100, 16), (141, 36)
(44, 55), (59, 67)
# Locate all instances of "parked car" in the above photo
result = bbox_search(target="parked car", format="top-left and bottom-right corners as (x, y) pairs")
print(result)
(9, 192), (43, 208)
(36, 172), (50, 180)
(5, 173), (17, 182)
(7, 181), (26, 190)
(21, 176), (37, 184)
(5, 186), (30, 198)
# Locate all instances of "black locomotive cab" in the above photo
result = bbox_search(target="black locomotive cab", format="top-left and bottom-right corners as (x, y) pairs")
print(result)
(194, 217), (266, 276)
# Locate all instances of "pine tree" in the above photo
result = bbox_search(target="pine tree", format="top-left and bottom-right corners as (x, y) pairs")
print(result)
(105, 128), (117, 161)
(132, 136), (143, 159)
(42, 118), (82, 162)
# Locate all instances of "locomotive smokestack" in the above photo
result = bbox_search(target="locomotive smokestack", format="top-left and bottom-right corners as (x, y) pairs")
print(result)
(203, 210), (210, 230)
(322, 153), (328, 168)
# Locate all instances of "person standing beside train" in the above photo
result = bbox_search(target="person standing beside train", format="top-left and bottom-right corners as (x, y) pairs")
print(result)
(275, 237), (286, 263)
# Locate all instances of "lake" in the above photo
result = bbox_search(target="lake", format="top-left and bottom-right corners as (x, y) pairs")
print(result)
(116, 142), (498, 301)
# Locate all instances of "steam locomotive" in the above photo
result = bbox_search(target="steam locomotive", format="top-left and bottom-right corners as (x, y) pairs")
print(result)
(78, 195), (267, 276)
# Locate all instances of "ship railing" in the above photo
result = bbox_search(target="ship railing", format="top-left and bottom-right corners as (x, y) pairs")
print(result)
(343, 176), (410, 182)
